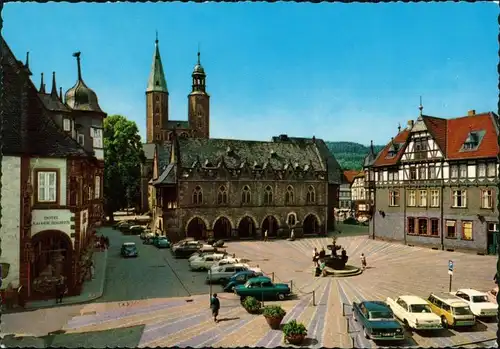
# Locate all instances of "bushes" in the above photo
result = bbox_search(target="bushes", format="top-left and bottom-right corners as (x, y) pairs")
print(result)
(241, 296), (262, 314)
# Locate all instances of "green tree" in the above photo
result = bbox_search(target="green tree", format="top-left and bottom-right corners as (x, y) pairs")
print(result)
(104, 115), (145, 222)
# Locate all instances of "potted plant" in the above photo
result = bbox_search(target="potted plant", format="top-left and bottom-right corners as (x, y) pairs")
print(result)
(262, 305), (286, 329)
(282, 319), (307, 345)
(241, 296), (262, 314)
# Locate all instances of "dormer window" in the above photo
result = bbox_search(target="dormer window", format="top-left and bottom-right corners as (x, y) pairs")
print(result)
(386, 143), (398, 158)
(461, 130), (484, 151)
(63, 118), (71, 132)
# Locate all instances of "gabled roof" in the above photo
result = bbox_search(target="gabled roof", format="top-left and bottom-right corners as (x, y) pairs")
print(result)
(2, 37), (89, 158)
(446, 112), (498, 160)
(38, 93), (71, 113)
(152, 163), (176, 186)
(372, 129), (410, 167)
(156, 142), (172, 170)
(421, 115), (447, 154)
(343, 170), (359, 184)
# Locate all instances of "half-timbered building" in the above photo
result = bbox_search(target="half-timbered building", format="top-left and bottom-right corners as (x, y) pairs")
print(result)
(367, 108), (499, 254)
(0, 38), (105, 304)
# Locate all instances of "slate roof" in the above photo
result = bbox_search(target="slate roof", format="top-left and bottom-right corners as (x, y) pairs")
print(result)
(152, 163), (176, 185)
(156, 141), (172, 171)
(2, 37), (89, 158)
(142, 143), (156, 161)
(38, 93), (71, 112)
(167, 120), (190, 129)
(177, 137), (326, 171)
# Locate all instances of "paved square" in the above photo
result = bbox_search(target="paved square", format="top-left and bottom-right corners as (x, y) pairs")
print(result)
(9, 236), (498, 348)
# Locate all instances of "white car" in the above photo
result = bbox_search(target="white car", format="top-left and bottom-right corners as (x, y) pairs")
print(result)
(188, 250), (227, 262)
(452, 289), (498, 318)
(207, 263), (249, 283)
(387, 295), (442, 330)
(212, 257), (241, 268)
(189, 253), (226, 271)
(171, 240), (201, 252)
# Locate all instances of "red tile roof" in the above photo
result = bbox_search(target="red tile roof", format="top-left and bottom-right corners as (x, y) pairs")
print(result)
(422, 115), (447, 155)
(372, 111), (498, 167)
(372, 129), (410, 167)
(343, 170), (360, 184)
(446, 112), (498, 160)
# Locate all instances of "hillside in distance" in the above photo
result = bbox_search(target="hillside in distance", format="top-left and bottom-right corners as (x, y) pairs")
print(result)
(326, 141), (385, 171)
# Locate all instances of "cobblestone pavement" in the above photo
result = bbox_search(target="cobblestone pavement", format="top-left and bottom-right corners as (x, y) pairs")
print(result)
(96, 227), (212, 302)
(58, 236), (497, 348)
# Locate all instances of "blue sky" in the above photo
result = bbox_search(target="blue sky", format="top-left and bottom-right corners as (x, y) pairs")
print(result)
(3, 2), (498, 145)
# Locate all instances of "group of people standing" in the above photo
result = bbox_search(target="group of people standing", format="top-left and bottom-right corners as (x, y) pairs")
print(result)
(95, 235), (110, 251)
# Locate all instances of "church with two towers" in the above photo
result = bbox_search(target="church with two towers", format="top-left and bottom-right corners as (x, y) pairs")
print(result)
(141, 37), (341, 242)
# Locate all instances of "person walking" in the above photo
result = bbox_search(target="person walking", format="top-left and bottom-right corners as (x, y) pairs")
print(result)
(263, 230), (268, 242)
(360, 253), (367, 270)
(312, 248), (319, 267)
(90, 260), (95, 280)
(55, 279), (66, 304)
(210, 293), (221, 323)
(290, 229), (295, 241)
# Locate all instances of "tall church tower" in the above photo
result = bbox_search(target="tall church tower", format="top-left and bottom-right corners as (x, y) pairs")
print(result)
(188, 51), (210, 139)
(146, 34), (169, 143)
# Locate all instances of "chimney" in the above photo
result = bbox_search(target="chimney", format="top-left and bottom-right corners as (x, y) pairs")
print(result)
(467, 110), (476, 116)
(407, 120), (414, 129)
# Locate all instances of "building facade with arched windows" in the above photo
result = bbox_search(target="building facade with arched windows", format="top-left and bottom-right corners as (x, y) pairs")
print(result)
(149, 135), (342, 242)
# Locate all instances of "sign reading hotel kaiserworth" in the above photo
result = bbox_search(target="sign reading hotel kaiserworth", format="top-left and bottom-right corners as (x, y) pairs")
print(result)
(31, 209), (73, 236)
(32, 215), (71, 226)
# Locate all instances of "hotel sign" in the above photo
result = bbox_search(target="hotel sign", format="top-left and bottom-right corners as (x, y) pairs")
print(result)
(32, 215), (71, 227)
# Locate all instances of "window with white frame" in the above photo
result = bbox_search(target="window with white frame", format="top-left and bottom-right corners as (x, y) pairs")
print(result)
(452, 189), (467, 208)
(63, 118), (71, 131)
(478, 163), (486, 177)
(95, 175), (101, 199)
(419, 190), (427, 207)
(487, 163), (496, 177)
(481, 189), (493, 209)
(91, 128), (103, 148)
(430, 189), (440, 207)
(77, 133), (85, 146)
(407, 190), (416, 207)
(389, 190), (399, 206)
(488, 222), (498, 233)
(428, 165), (437, 179)
(459, 164), (467, 178)
(37, 171), (57, 203)
(418, 166), (426, 180)
(450, 165), (458, 178)
(446, 220), (456, 238)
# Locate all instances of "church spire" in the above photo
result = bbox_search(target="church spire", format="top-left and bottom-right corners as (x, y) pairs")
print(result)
(39, 73), (46, 93)
(146, 32), (168, 93)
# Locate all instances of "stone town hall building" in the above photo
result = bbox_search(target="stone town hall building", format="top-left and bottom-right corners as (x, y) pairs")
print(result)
(140, 38), (342, 241)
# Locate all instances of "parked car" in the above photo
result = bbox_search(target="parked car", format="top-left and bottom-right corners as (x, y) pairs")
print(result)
(207, 263), (249, 284)
(113, 220), (130, 229)
(213, 239), (225, 248)
(172, 237), (195, 247)
(352, 301), (405, 341)
(129, 225), (145, 235)
(172, 241), (203, 258)
(427, 292), (476, 328)
(121, 242), (138, 258)
(386, 295), (442, 330)
(235, 276), (290, 301)
(223, 270), (264, 292)
(451, 289), (498, 319)
(189, 253), (226, 271)
(189, 250), (228, 263)
(154, 237), (171, 249)
(212, 257), (241, 268)
(118, 222), (132, 233)
(140, 229), (155, 240)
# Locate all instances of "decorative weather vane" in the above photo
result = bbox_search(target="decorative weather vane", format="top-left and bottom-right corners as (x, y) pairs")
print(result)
(419, 96), (424, 115)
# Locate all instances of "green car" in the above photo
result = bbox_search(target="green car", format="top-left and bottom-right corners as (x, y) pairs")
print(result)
(235, 276), (291, 301)
(352, 301), (405, 341)
(154, 237), (171, 249)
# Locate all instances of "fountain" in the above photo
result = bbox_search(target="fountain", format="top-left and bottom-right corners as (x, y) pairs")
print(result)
(317, 237), (362, 277)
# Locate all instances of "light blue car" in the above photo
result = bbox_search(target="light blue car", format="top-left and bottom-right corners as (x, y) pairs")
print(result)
(155, 237), (171, 249)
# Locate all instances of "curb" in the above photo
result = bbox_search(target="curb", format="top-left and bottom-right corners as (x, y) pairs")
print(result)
(24, 248), (108, 311)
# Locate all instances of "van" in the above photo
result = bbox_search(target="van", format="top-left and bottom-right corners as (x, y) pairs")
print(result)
(427, 292), (475, 328)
